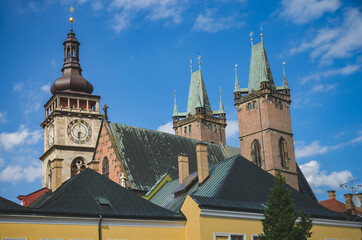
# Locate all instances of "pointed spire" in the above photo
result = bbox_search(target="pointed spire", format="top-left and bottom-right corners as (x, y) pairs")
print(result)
(50, 8), (93, 95)
(219, 87), (225, 113)
(283, 62), (290, 89)
(247, 37), (276, 93)
(173, 90), (179, 117)
(234, 64), (240, 92)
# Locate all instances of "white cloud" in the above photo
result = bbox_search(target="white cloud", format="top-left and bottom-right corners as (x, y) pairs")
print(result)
(41, 84), (50, 93)
(296, 131), (362, 158)
(0, 160), (42, 183)
(0, 112), (6, 123)
(225, 120), (239, 140)
(0, 159), (4, 166)
(109, 0), (185, 33)
(156, 121), (174, 134)
(301, 64), (361, 83)
(13, 82), (24, 92)
(0, 125), (42, 151)
(290, 7), (362, 64)
(300, 160), (352, 188)
(311, 84), (337, 93)
(193, 10), (243, 33)
(279, 0), (341, 24)
(295, 140), (328, 158)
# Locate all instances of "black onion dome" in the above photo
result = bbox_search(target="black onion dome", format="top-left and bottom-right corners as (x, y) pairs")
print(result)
(50, 29), (93, 95)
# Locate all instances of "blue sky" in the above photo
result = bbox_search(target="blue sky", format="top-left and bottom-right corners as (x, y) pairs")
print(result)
(0, 0), (361, 203)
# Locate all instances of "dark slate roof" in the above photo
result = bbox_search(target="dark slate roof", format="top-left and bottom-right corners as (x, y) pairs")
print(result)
(150, 155), (346, 220)
(108, 122), (227, 191)
(0, 196), (32, 214)
(30, 168), (184, 220)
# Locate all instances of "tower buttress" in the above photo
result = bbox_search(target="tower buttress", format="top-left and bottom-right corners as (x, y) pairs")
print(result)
(173, 57), (227, 145)
(234, 36), (299, 190)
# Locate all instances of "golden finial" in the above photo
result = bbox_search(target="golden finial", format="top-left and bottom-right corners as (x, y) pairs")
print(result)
(174, 90), (176, 97)
(260, 26), (263, 37)
(219, 87), (222, 95)
(235, 64), (238, 71)
(69, 6), (74, 23)
(249, 31), (254, 42)
(190, 59), (193, 69)
(197, 54), (201, 65)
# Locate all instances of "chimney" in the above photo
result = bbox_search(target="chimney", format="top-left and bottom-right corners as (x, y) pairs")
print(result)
(357, 193), (362, 212)
(344, 194), (356, 215)
(178, 153), (189, 184)
(196, 143), (209, 183)
(328, 190), (336, 199)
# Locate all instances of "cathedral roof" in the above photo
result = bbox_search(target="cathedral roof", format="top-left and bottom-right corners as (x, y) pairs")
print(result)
(150, 155), (346, 220)
(106, 122), (227, 191)
(101, 122), (316, 202)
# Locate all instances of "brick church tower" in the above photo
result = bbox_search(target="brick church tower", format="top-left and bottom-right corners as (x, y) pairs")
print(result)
(40, 17), (102, 190)
(233, 34), (299, 190)
(173, 57), (227, 145)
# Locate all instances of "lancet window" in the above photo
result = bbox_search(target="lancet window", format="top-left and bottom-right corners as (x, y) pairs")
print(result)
(251, 140), (262, 167)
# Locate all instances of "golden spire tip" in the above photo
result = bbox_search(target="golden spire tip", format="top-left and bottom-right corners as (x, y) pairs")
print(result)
(69, 6), (74, 23)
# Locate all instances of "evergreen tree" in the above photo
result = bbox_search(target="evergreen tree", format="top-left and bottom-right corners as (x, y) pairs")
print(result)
(260, 172), (312, 240)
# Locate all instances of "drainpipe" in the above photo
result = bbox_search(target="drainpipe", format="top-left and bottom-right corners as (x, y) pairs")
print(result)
(98, 214), (103, 240)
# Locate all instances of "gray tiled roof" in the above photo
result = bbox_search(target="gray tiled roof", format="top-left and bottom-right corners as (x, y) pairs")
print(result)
(150, 155), (345, 220)
(29, 168), (184, 220)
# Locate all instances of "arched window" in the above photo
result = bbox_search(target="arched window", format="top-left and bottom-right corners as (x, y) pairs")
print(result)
(279, 138), (289, 168)
(71, 157), (86, 177)
(102, 156), (109, 178)
(251, 140), (262, 167)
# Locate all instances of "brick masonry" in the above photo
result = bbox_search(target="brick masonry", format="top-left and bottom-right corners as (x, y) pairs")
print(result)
(236, 93), (299, 190)
(93, 121), (127, 187)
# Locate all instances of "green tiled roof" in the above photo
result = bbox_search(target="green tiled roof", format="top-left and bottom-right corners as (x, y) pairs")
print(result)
(186, 70), (213, 116)
(150, 155), (343, 220)
(108, 122), (227, 191)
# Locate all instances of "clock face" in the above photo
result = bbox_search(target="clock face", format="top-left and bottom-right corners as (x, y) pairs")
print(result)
(48, 125), (54, 146)
(67, 119), (92, 144)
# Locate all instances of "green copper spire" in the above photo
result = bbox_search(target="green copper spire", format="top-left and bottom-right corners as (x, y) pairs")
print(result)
(219, 88), (225, 113)
(186, 65), (213, 115)
(173, 91), (178, 117)
(282, 62), (290, 89)
(248, 41), (276, 93)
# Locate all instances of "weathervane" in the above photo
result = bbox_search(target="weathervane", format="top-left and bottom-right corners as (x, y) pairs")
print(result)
(260, 26), (263, 42)
(69, 6), (74, 30)
(249, 31), (254, 45)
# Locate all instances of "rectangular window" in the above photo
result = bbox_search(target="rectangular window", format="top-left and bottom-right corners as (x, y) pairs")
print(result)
(214, 233), (245, 240)
(252, 235), (261, 240)
(247, 103), (252, 110)
(184, 127), (187, 134)
(3, 238), (27, 240)
(213, 125), (217, 132)
(253, 101), (257, 109)
(209, 124), (212, 130)
(189, 125), (192, 133)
